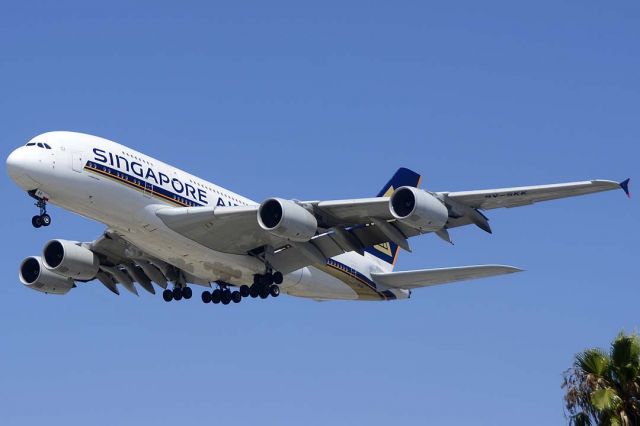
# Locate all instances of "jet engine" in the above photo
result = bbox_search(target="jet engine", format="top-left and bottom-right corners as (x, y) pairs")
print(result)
(389, 186), (448, 231)
(258, 198), (317, 242)
(42, 239), (99, 280)
(20, 256), (74, 295)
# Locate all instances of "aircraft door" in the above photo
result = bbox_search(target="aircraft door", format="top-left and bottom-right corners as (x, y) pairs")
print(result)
(143, 181), (153, 198)
(72, 152), (84, 173)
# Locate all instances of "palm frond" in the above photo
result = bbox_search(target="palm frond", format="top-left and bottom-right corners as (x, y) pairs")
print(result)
(571, 412), (592, 426)
(576, 348), (611, 377)
(591, 387), (622, 411)
(610, 333), (640, 385)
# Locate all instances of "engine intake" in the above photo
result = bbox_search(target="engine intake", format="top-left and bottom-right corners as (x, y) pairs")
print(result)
(43, 239), (99, 280)
(390, 186), (448, 231)
(258, 198), (317, 242)
(20, 256), (74, 295)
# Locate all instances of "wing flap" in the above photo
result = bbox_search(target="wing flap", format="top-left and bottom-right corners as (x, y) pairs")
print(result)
(370, 265), (522, 289)
(312, 198), (392, 227)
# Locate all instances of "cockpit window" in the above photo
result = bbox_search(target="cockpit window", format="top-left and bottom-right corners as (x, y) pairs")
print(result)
(25, 141), (52, 149)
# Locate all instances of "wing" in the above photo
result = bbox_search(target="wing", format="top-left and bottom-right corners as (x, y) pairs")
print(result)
(155, 201), (419, 274)
(438, 179), (630, 233)
(371, 265), (522, 289)
(441, 179), (627, 210)
(155, 176), (629, 273)
(155, 197), (393, 247)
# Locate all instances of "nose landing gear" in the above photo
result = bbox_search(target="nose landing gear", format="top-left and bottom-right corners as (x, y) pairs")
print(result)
(31, 197), (51, 228)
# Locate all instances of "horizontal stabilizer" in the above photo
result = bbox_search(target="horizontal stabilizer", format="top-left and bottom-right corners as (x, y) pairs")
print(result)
(371, 265), (522, 290)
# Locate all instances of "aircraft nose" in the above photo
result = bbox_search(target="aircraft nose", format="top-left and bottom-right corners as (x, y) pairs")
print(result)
(6, 147), (26, 178)
(6, 147), (40, 190)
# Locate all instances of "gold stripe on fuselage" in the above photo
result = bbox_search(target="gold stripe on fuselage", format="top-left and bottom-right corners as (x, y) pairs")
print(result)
(84, 163), (188, 207)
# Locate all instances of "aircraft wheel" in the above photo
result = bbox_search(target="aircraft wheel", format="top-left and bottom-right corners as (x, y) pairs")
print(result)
(259, 287), (269, 299)
(269, 285), (280, 298)
(249, 285), (259, 298)
(240, 285), (250, 297)
(201, 291), (211, 303)
(172, 287), (183, 301)
(41, 214), (51, 227)
(231, 291), (242, 303)
(221, 290), (231, 305)
(162, 289), (173, 302)
(32, 215), (42, 228)
(273, 272), (283, 285)
(211, 289), (221, 304)
(182, 287), (192, 299)
(263, 274), (274, 286)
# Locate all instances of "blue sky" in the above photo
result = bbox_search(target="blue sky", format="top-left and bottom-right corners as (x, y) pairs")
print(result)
(1, 1), (638, 424)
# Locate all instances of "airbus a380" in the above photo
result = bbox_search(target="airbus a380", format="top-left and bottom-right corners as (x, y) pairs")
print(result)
(6, 131), (630, 304)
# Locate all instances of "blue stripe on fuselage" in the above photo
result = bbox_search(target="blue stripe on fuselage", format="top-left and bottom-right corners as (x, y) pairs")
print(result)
(85, 161), (205, 207)
(326, 258), (397, 300)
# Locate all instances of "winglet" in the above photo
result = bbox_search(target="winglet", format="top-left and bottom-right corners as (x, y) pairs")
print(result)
(620, 178), (631, 198)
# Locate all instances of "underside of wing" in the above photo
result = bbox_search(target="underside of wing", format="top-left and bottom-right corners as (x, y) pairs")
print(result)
(370, 265), (523, 290)
(19, 231), (213, 298)
(88, 231), (209, 294)
(155, 205), (274, 254)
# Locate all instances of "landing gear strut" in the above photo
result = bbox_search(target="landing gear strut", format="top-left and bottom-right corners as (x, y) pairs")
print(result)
(31, 197), (51, 228)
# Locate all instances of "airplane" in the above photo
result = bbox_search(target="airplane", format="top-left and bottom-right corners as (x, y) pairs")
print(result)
(6, 131), (631, 304)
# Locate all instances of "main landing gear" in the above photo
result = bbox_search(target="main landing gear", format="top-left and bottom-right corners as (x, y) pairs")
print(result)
(31, 197), (51, 228)
(201, 282), (243, 305)
(249, 271), (282, 299)
(162, 285), (193, 302)
(200, 272), (283, 305)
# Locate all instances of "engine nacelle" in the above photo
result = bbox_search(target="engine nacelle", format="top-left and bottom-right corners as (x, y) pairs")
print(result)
(42, 239), (99, 280)
(258, 198), (317, 242)
(389, 186), (448, 231)
(19, 256), (74, 295)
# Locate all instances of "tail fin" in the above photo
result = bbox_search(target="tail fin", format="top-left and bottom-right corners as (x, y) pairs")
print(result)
(365, 167), (422, 270)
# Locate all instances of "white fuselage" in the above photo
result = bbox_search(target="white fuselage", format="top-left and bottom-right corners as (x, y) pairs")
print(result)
(7, 131), (409, 301)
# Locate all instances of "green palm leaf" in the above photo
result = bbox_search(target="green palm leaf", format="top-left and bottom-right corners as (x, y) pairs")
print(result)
(591, 387), (621, 411)
(571, 412), (592, 426)
(564, 332), (640, 426)
(611, 333), (640, 384)
(576, 348), (610, 377)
